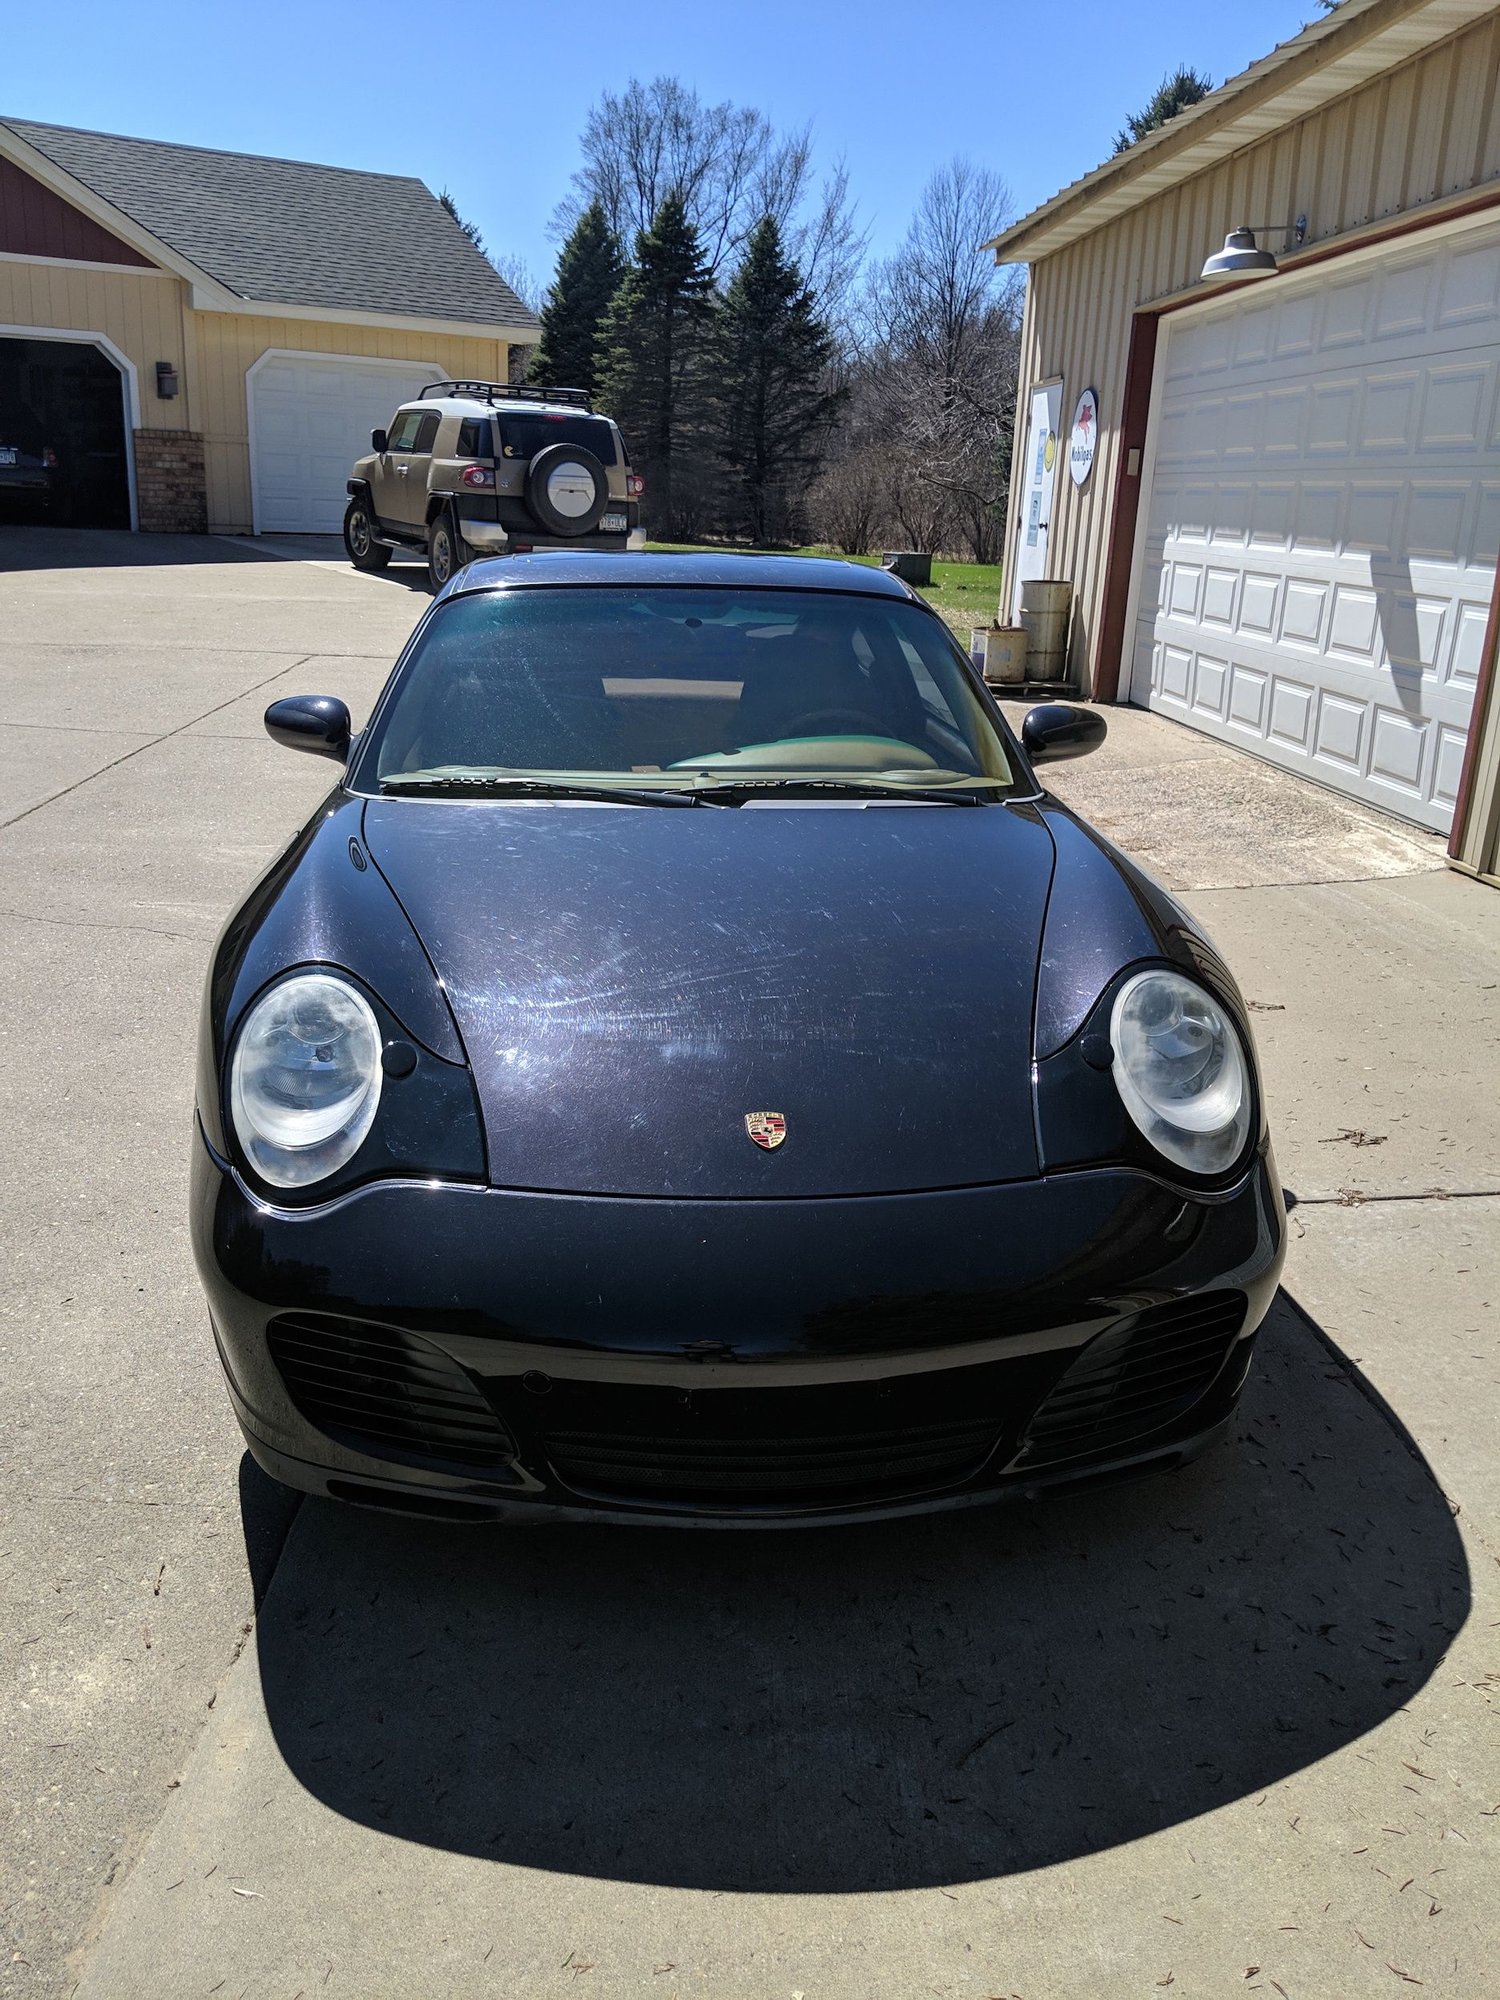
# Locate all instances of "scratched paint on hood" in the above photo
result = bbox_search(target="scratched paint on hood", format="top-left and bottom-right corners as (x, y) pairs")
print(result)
(362, 798), (1056, 1198)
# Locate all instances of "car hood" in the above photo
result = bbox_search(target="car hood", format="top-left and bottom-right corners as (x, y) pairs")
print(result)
(361, 798), (1056, 1198)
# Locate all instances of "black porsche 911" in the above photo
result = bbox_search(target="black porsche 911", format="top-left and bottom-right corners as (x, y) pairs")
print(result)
(192, 553), (1285, 1526)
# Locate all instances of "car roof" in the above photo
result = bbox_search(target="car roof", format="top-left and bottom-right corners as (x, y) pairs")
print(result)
(445, 551), (921, 599)
(401, 395), (617, 423)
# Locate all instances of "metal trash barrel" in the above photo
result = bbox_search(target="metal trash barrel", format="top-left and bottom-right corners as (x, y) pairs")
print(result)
(970, 625), (1029, 685)
(1019, 578), (1072, 685)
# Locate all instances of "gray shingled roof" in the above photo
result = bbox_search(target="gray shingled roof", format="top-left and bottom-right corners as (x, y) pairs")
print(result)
(0, 116), (538, 331)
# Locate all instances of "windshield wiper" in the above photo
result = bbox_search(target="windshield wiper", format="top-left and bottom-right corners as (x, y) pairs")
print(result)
(687, 776), (1003, 806)
(378, 775), (703, 807)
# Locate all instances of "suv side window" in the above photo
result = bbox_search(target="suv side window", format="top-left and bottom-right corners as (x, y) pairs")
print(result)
(410, 412), (441, 454)
(457, 418), (492, 457)
(386, 410), (425, 452)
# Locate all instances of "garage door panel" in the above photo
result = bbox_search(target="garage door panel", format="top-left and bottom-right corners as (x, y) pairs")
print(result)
(1419, 359), (1490, 450)
(1374, 258), (1434, 341)
(1202, 567), (1239, 627)
(1132, 221), (1500, 833)
(1228, 663), (1269, 733)
(1278, 578), (1326, 647)
(1438, 239), (1500, 328)
(1263, 385), (1307, 457)
(249, 356), (441, 533)
(1231, 301), (1275, 366)
(1309, 380), (1360, 455)
(1327, 585), (1381, 661)
(1268, 678), (1314, 752)
(1321, 276), (1374, 350)
(1210, 482), (1251, 545)
(1250, 481), (1295, 547)
(1294, 482), (1342, 549)
(1433, 724), (1470, 805)
(1452, 600), (1492, 685)
(1370, 706), (1427, 796)
(1475, 482), (1500, 561)
(1238, 572), (1281, 635)
(1191, 653), (1229, 720)
(1274, 292), (1318, 359)
(1313, 690), (1367, 771)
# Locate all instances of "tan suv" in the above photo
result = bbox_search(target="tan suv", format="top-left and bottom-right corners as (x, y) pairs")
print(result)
(343, 381), (642, 590)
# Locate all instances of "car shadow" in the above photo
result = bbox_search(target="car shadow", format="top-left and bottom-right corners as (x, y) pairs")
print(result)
(246, 1292), (1468, 1891)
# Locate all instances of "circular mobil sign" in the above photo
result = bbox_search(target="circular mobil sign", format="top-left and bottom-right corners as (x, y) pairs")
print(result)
(1069, 388), (1098, 487)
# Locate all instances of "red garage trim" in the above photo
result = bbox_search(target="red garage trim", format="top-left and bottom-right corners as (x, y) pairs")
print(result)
(1091, 312), (1158, 703)
(0, 155), (152, 267)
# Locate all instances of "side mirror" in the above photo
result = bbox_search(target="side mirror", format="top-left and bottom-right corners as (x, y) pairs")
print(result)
(1021, 702), (1107, 766)
(265, 694), (352, 761)
(371, 427), (388, 454)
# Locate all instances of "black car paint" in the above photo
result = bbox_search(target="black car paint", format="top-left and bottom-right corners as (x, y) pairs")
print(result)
(358, 794), (1055, 1199)
(194, 553), (1286, 1523)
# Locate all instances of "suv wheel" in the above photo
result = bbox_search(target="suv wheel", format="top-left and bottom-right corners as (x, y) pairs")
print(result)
(343, 495), (391, 572)
(427, 510), (464, 593)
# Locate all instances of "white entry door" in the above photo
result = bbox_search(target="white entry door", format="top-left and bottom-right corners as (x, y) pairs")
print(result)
(248, 353), (443, 533)
(1129, 220), (1500, 832)
(1011, 379), (1063, 616)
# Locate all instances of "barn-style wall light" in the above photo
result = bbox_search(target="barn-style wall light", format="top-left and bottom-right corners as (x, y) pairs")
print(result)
(155, 361), (179, 399)
(1200, 216), (1309, 284)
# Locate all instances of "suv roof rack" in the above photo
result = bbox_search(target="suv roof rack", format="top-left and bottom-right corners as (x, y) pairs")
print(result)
(417, 380), (593, 411)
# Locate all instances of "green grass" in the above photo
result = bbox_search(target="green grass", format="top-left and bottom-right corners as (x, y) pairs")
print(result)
(641, 542), (1003, 637)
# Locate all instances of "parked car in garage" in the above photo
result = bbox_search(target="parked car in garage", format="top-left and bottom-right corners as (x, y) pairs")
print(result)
(0, 401), (56, 519)
(343, 380), (642, 591)
(192, 552), (1285, 1527)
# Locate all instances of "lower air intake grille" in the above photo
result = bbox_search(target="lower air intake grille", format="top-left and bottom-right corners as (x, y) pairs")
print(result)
(267, 1314), (515, 1475)
(1015, 1291), (1246, 1472)
(543, 1418), (998, 1504)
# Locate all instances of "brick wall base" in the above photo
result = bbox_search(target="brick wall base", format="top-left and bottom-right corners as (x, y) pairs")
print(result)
(133, 429), (208, 533)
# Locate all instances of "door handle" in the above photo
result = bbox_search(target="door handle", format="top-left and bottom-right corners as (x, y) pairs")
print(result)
(397, 465), (409, 477)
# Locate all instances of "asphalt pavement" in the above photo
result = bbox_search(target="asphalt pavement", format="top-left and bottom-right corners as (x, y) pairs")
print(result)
(1, 528), (1496, 1999)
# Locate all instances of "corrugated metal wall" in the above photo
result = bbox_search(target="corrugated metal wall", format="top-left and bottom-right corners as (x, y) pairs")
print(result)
(191, 315), (510, 532)
(1006, 8), (1500, 689)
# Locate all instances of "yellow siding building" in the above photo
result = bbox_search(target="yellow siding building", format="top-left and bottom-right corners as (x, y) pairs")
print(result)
(0, 117), (538, 536)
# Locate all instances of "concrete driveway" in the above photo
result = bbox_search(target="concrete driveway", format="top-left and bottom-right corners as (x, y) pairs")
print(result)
(2, 528), (1496, 2000)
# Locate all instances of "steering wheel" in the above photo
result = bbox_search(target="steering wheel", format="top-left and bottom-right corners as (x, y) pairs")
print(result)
(780, 707), (886, 738)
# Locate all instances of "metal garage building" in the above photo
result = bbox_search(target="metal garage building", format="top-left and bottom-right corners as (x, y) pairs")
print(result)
(989, 0), (1500, 879)
(0, 119), (538, 537)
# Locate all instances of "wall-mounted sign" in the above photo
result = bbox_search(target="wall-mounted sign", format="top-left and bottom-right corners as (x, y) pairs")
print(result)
(1068, 387), (1098, 488)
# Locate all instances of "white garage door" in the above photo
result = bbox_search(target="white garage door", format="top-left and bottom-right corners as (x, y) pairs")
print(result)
(248, 354), (443, 533)
(1130, 221), (1500, 832)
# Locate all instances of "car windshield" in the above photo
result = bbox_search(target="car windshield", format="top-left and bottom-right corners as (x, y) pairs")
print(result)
(353, 586), (1017, 797)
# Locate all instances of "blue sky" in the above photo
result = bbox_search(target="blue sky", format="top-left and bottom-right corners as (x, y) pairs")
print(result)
(6, 0), (1316, 290)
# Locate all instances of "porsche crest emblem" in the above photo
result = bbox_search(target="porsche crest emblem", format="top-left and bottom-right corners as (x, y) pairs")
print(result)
(745, 1111), (787, 1151)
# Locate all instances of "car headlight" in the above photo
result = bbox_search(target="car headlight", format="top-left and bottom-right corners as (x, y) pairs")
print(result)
(229, 972), (382, 1188)
(1109, 968), (1252, 1175)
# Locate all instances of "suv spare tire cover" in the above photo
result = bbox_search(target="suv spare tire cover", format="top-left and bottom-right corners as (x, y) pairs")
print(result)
(525, 443), (609, 537)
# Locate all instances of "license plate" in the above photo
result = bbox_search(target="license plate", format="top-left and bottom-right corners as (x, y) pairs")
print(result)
(601, 512), (627, 533)
(0, 449), (16, 466)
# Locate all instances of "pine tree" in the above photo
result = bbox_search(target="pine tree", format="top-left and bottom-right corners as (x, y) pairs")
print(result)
(528, 202), (626, 399)
(439, 190), (486, 255)
(596, 192), (718, 538)
(1113, 68), (1214, 153)
(717, 216), (842, 545)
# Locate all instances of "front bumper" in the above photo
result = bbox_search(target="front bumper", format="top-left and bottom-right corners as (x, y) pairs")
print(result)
(192, 1127), (1285, 1525)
